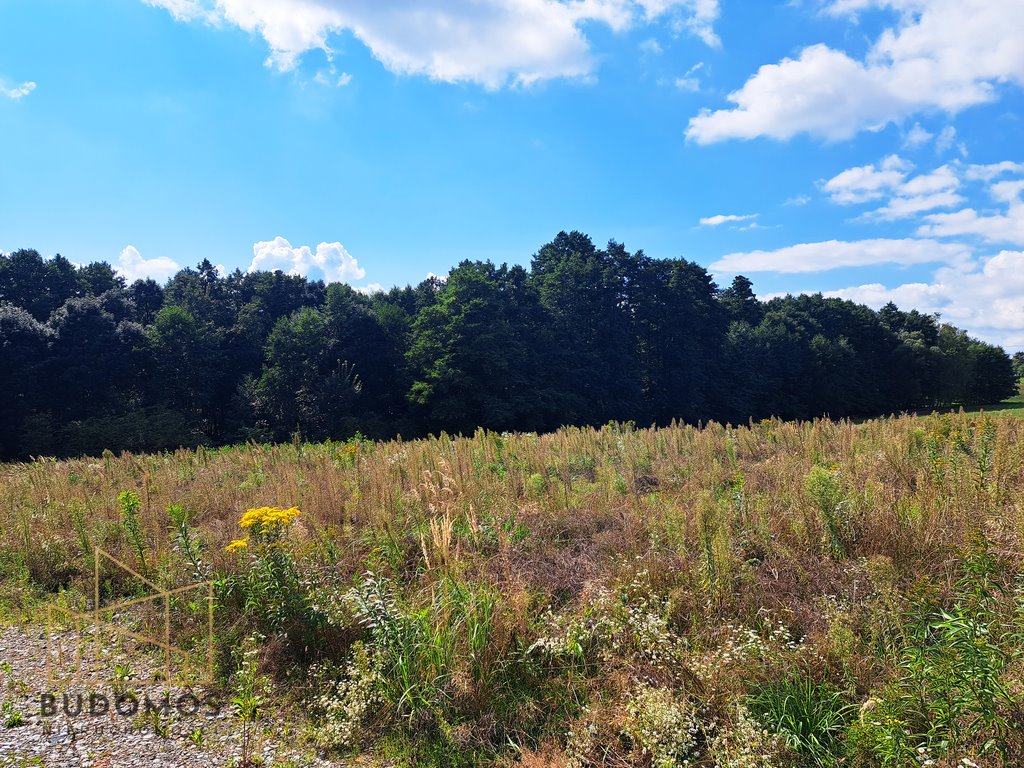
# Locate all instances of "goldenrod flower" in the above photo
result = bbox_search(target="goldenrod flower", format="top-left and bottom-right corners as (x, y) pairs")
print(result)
(238, 505), (301, 530)
(225, 538), (249, 553)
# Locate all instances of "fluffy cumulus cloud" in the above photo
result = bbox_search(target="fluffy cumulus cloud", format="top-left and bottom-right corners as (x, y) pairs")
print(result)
(0, 79), (36, 100)
(823, 155), (964, 220)
(915, 171), (1024, 245)
(117, 245), (181, 283)
(144, 0), (719, 87)
(824, 250), (1024, 349)
(248, 236), (366, 283)
(687, 0), (1024, 143)
(710, 238), (971, 274)
(823, 155), (910, 204)
(721, 156), (1024, 348)
(918, 188), (1024, 244)
(822, 156), (1024, 241)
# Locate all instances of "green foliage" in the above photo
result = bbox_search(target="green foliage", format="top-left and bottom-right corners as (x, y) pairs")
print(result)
(3, 235), (1016, 460)
(2, 700), (25, 728)
(805, 466), (849, 559)
(232, 635), (269, 768)
(852, 537), (1019, 765)
(747, 674), (854, 766)
(118, 490), (148, 576)
(167, 503), (204, 580)
(525, 472), (547, 497)
(216, 508), (321, 648)
(348, 573), (471, 720)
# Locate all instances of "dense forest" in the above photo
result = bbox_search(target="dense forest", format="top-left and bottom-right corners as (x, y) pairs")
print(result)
(0, 231), (1017, 460)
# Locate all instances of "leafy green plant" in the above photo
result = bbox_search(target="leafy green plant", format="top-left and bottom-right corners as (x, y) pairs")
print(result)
(853, 537), (1019, 764)
(805, 466), (849, 559)
(348, 572), (458, 721)
(747, 674), (854, 766)
(232, 635), (267, 768)
(134, 707), (171, 738)
(118, 490), (149, 577)
(2, 700), (25, 728)
(218, 506), (323, 647)
(111, 661), (133, 696)
(525, 472), (546, 498)
(346, 571), (506, 736)
(167, 503), (204, 580)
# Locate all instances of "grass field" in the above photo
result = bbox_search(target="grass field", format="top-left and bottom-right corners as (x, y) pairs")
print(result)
(955, 396), (1024, 417)
(3, 411), (1024, 766)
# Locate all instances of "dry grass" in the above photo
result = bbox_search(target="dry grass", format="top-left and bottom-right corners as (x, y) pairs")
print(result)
(3, 411), (1024, 765)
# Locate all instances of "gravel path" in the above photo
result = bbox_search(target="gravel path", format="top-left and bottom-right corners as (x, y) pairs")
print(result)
(0, 626), (347, 768)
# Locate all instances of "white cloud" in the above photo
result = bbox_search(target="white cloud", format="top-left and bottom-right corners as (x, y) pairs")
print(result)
(902, 122), (932, 148)
(313, 65), (352, 87)
(823, 154), (910, 204)
(964, 161), (1024, 182)
(899, 165), (958, 197)
(687, 0), (1024, 143)
(142, 0), (218, 21)
(710, 237), (972, 273)
(700, 213), (757, 227)
(824, 250), (1024, 349)
(917, 176), (1024, 245)
(870, 190), (964, 221)
(934, 125), (957, 154)
(639, 37), (663, 55)
(823, 156), (964, 220)
(248, 236), (367, 283)
(870, 165), (963, 220)
(674, 61), (704, 91)
(355, 282), (384, 295)
(1, 79), (36, 100)
(144, 0), (719, 88)
(116, 245), (181, 283)
(784, 194), (811, 206)
(666, 0), (720, 47)
(919, 208), (1024, 245)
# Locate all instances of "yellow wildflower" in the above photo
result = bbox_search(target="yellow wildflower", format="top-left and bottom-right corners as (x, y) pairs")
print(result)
(238, 505), (301, 530)
(225, 538), (249, 553)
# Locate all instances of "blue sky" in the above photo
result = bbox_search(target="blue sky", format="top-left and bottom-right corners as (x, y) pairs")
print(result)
(2, 0), (1023, 348)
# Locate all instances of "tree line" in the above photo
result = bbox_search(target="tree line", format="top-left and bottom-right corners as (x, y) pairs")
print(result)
(1, 231), (1017, 460)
